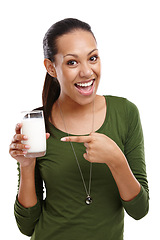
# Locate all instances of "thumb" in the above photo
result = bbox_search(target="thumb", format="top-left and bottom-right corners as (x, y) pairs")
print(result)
(46, 133), (50, 140)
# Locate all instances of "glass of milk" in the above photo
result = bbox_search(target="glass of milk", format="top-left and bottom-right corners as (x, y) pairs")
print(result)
(21, 110), (46, 158)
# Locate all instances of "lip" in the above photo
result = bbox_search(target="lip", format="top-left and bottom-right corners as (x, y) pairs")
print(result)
(74, 79), (95, 96)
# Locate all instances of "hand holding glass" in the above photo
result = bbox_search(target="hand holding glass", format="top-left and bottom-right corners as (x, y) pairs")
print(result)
(21, 110), (46, 158)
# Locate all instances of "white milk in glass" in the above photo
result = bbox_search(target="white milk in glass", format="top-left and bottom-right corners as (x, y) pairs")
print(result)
(21, 111), (46, 158)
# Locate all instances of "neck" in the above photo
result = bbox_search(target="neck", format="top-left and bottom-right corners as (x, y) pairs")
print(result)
(56, 95), (95, 135)
(57, 95), (96, 116)
(51, 94), (105, 135)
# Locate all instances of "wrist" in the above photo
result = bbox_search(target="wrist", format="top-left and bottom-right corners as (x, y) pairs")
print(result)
(20, 159), (36, 172)
(105, 145), (126, 170)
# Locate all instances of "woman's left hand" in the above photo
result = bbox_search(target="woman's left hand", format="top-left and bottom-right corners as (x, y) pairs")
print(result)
(61, 132), (122, 165)
(61, 132), (141, 201)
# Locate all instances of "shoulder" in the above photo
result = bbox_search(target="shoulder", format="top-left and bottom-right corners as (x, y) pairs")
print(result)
(103, 95), (140, 125)
(105, 95), (126, 107)
(104, 95), (139, 113)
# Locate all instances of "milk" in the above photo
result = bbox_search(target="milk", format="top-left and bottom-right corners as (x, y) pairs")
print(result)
(22, 117), (46, 158)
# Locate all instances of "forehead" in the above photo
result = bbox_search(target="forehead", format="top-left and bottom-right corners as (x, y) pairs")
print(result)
(56, 30), (97, 55)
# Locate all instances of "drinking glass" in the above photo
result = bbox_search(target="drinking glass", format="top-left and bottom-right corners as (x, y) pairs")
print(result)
(21, 110), (46, 158)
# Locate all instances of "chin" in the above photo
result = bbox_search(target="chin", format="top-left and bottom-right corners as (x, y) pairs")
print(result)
(74, 93), (97, 106)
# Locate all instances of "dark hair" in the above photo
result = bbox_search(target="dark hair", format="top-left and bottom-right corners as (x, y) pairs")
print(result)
(42, 18), (96, 133)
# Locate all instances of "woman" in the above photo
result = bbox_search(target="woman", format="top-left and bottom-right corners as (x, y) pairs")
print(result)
(9, 18), (149, 240)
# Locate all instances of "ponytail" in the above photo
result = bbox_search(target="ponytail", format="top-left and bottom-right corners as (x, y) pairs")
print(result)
(42, 72), (60, 133)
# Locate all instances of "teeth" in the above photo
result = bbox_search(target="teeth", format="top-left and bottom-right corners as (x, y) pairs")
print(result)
(76, 80), (93, 87)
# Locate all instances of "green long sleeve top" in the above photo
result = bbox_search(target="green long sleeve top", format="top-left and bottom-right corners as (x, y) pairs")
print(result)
(14, 96), (149, 240)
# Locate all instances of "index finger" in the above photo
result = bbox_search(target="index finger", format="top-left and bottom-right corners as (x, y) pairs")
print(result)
(15, 123), (22, 134)
(61, 135), (92, 143)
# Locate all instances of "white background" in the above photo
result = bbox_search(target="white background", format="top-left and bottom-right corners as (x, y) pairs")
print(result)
(1, 0), (160, 239)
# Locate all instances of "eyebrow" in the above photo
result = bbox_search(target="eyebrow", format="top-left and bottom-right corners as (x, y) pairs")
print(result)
(63, 48), (98, 58)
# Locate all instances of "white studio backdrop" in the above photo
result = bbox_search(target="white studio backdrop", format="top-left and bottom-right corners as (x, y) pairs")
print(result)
(0, 0), (159, 239)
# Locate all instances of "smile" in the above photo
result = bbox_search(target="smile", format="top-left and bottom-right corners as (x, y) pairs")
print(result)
(75, 80), (94, 87)
(74, 79), (95, 96)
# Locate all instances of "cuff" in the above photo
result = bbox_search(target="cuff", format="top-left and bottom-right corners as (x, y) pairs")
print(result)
(14, 195), (42, 236)
(121, 186), (149, 220)
(14, 195), (41, 217)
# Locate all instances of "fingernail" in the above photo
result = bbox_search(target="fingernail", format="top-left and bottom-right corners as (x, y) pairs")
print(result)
(61, 137), (66, 141)
(23, 135), (28, 140)
(23, 151), (27, 154)
(25, 145), (30, 149)
(16, 123), (20, 129)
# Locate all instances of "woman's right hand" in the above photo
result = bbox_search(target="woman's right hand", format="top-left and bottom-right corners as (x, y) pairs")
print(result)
(9, 123), (50, 168)
(9, 123), (36, 168)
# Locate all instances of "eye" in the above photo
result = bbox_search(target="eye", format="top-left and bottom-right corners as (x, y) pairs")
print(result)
(67, 60), (77, 66)
(90, 55), (98, 62)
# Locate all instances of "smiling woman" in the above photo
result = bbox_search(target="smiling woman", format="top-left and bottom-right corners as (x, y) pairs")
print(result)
(44, 30), (101, 107)
(9, 18), (149, 240)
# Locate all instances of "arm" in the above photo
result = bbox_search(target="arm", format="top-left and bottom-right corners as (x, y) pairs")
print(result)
(18, 160), (37, 208)
(9, 123), (48, 236)
(61, 102), (149, 220)
(14, 162), (43, 236)
(121, 100), (149, 219)
(106, 147), (141, 202)
(61, 134), (141, 201)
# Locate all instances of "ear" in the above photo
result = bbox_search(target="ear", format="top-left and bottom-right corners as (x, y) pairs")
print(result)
(44, 59), (57, 78)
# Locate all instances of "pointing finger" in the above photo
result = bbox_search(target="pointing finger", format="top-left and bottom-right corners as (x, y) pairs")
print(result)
(61, 135), (92, 143)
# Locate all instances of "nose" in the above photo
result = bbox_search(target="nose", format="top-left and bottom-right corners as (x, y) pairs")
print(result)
(79, 63), (93, 78)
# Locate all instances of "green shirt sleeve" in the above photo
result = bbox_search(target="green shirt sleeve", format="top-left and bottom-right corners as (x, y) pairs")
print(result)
(121, 185), (149, 220)
(122, 100), (149, 219)
(14, 162), (43, 236)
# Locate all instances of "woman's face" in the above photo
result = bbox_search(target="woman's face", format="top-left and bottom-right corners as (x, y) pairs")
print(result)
(53, 30), (101, 105)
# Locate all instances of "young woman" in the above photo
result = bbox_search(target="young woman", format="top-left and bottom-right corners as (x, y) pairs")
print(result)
(9, 18), (149, 240)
